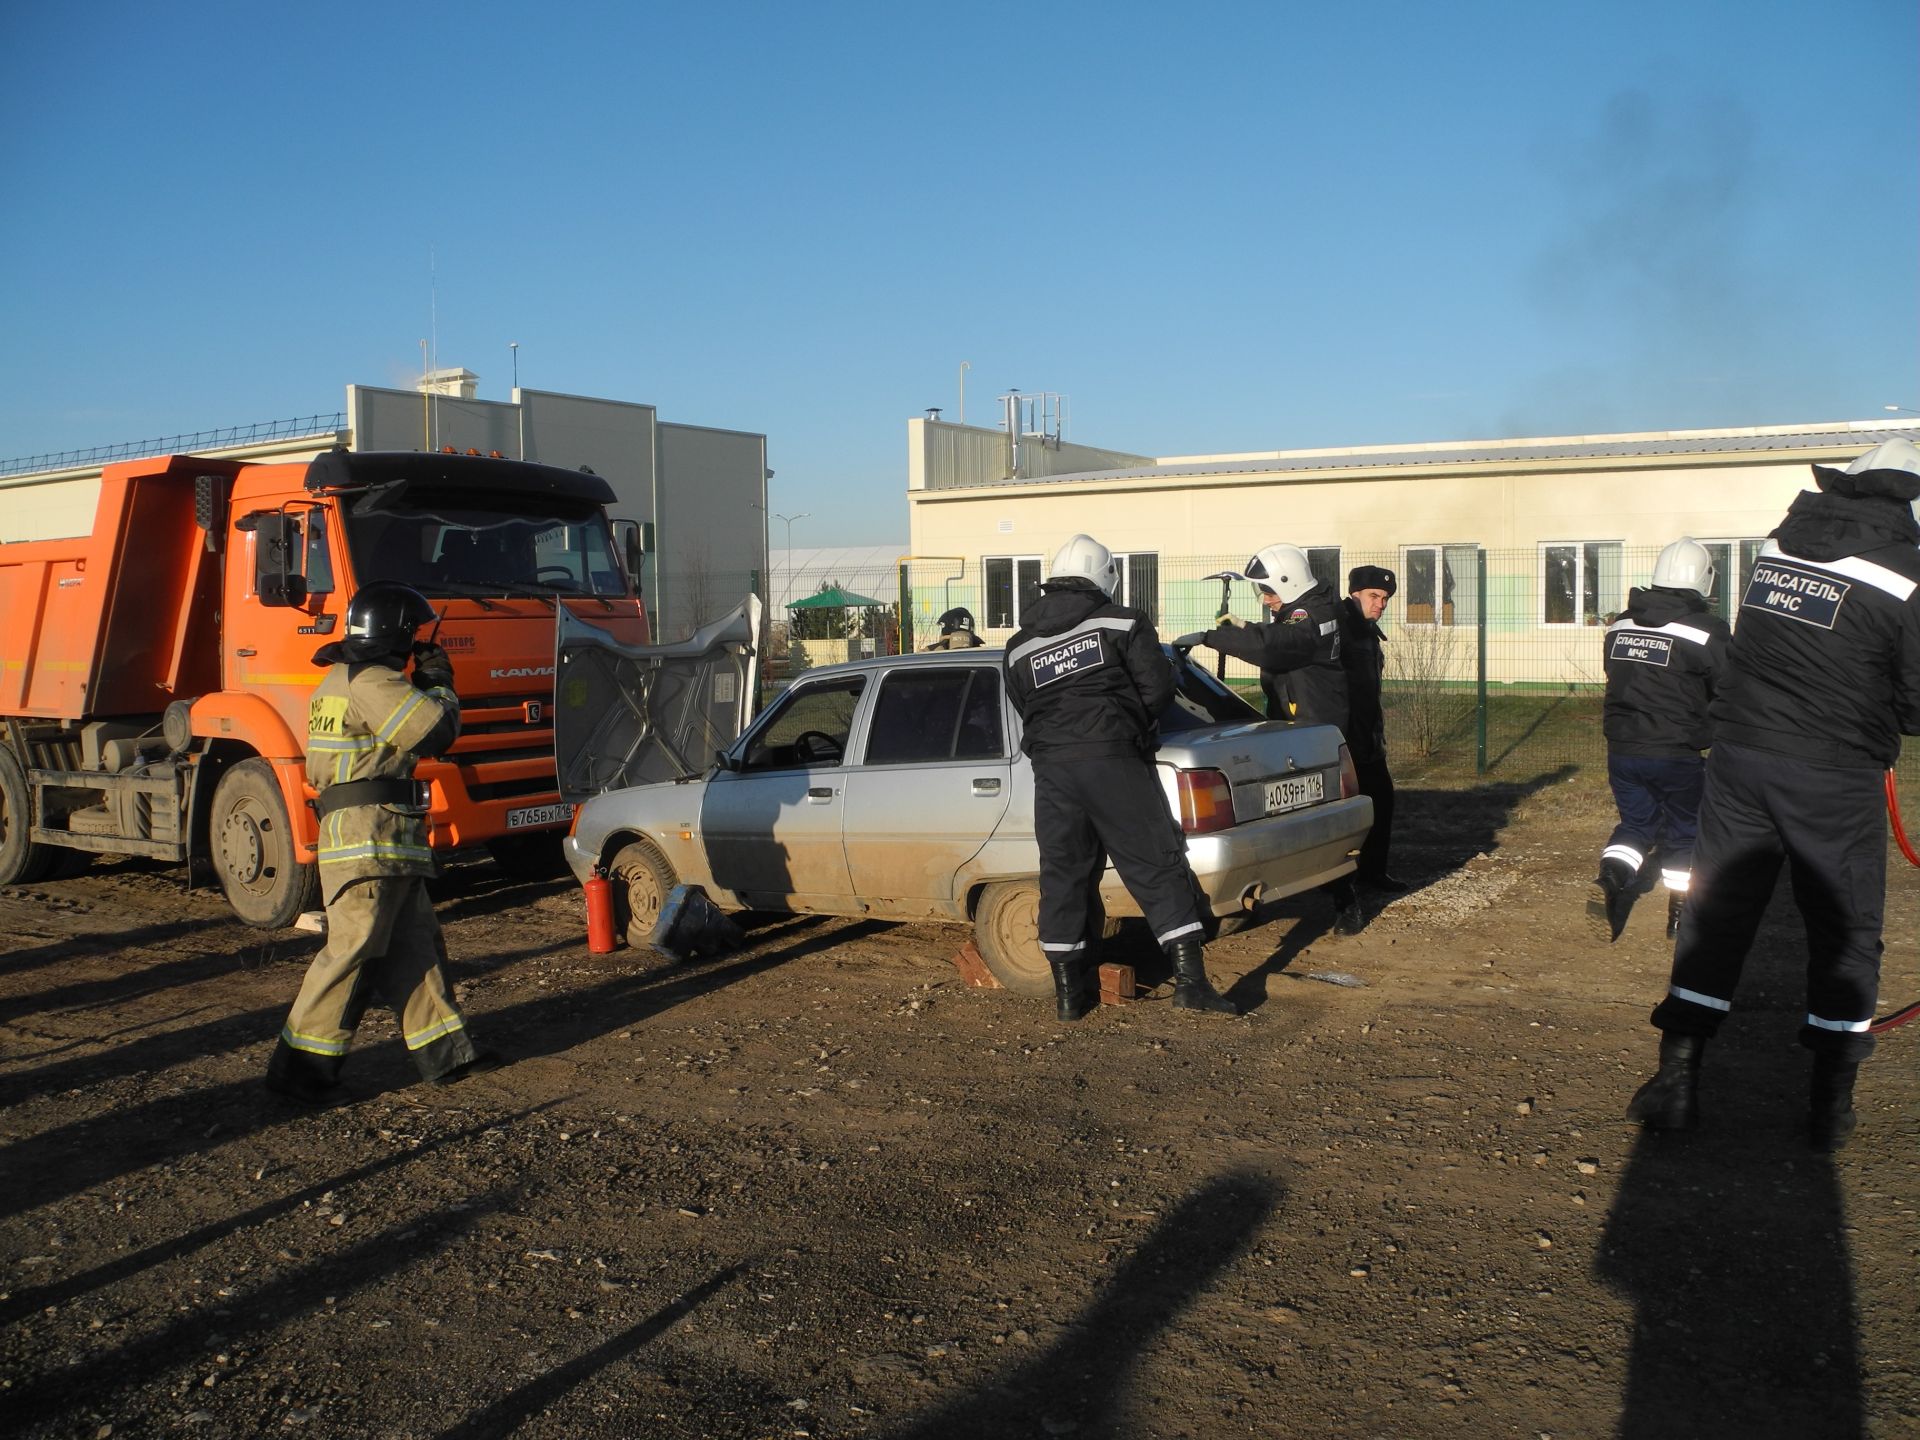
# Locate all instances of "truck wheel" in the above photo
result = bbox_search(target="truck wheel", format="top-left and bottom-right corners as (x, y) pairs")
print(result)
(210, 759), (317, 929)
(973, 880), (1054, 997)
(0, 744), (61, 886)
(487, 833), (569, 879)
(609, 839), (677, 948)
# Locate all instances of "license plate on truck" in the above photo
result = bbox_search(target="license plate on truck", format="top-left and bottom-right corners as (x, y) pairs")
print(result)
(1263, 773), (1324, 815)
(506, 802), (572, 830)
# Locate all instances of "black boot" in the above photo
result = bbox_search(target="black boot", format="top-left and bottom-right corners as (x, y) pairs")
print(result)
(1626, 1033), (1705, 1130)
(1329, 878), (1366, 936)
(1665, 891), (1684, 939)
(1586, 858), (1637, 942)
(1049, 957), (1095, 1023)
(1168, 938), (1237, 1015)
(1809, 1053), (1860, 1152)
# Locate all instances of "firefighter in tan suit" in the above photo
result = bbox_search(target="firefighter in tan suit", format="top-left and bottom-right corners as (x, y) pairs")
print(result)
(265, 582), (498, 1103)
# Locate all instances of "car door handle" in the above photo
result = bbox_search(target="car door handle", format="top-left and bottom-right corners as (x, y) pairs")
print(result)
(807, 787), (836, 802)
(972, 778), (1001, 795)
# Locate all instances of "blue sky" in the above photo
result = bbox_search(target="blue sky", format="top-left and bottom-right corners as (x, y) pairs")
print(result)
(3, 1), (1914, 545)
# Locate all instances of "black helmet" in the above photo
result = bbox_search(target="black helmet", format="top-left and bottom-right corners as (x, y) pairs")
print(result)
(938, 606), (976, 635)
(345, 582), (436, 654)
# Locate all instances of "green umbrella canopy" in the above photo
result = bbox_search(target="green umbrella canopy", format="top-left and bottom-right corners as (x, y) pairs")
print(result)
(787, 584), (887, 610)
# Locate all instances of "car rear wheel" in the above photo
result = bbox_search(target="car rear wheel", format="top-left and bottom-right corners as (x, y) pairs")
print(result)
(609, 839), (677, 949)
(973, 881), (1054, 997)
(210, 758), (318, 929)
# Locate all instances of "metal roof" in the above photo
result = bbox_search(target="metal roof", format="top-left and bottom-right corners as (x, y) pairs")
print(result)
(933, 423), (1920, 491)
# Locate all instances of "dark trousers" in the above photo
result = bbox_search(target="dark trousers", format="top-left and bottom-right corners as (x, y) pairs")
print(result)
(1033, 754), (1205, 960)
(1604, 751), (1706, 887)
(1353, 751), (1395, 878)
(1654, 741), (1884, 1060)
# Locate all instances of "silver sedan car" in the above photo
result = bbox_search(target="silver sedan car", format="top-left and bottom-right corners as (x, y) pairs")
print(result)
(555, 599), (1372, 994)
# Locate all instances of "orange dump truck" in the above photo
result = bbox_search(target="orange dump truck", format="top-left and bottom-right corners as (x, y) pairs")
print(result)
(0, 447), (649, 925)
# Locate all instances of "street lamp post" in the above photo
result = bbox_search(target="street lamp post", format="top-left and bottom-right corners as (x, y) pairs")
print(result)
(510, 342), (523, 458)
(773, 513), (809, 613)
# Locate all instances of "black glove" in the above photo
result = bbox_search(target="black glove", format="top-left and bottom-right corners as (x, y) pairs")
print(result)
(1172, 631), (1210, 652)
(411, 640), (454, 691)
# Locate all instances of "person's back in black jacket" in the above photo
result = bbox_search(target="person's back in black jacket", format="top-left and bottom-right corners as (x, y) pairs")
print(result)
(1003, 581), (1170, 761)
(1603, 586), (1731, 757)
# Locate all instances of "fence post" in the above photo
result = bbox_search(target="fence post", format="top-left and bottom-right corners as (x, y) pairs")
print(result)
(898, 563), (913, 653)
(1476, 549), (1488, 775)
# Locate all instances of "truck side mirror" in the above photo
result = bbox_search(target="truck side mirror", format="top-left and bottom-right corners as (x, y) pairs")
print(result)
(613, 518), (648, 594)
(246, 512), (308, 608)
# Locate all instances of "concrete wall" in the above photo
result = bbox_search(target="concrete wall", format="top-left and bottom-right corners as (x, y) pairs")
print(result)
(654, 422), (768, 640)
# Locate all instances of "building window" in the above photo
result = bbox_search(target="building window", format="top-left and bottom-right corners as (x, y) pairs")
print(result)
(1693, 539), (1767, 623)
(1541, 541), (1622, 626)
(1115, 552), (1159, 623)
(1305, 547), (1342, 594)
(983, 555), (1043, 629)
(1400, 544), (1478, 626)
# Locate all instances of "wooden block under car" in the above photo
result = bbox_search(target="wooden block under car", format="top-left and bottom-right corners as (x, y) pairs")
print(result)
(950, 940), (1003, 989)
(1098, 962), (1136, 1006)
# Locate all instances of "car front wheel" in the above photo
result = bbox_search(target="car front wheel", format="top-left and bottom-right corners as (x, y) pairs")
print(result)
(609, 839), (677, 949)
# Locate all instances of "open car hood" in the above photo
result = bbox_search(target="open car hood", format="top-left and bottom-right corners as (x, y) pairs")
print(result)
(554, 596), (762, 801)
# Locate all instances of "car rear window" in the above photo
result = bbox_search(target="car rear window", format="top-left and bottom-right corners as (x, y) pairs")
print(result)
(1160, 654), (1262, 731)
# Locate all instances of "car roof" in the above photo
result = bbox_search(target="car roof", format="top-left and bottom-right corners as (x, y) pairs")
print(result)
(788, 649), (1006, 679)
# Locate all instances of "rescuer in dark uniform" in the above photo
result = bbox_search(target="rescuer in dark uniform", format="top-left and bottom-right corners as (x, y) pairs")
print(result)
(265, 581), (501, 1104)
(1181, 544), (1364, 933)
(1338, 564), (1406, 892)
(1589, 539), (1730, 942)
(1189, 544), (1348, 728)
(1628, 437), (1920, 1150)
(1005, 534), (1237, 1020)
(924, 606), (986, 650)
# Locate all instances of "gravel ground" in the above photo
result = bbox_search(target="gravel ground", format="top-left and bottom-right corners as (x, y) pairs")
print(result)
(1, 771), (1916, 1439)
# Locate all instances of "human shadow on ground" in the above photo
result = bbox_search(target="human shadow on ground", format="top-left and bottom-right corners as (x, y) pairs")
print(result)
(433, 1260), (752, 1440)
(0, 918), (214, 979)
(6, 1186), (519, 1433)
(1597, 887), (1866, 1438)
(0, 917), (852, 1218)
(0, 1104), (559, 1325)
(882, 1167), (1279, 1439)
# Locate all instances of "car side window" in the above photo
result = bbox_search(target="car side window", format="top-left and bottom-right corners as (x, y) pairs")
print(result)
(739, 676), (866, 771)
(864, 667), (1005, 765)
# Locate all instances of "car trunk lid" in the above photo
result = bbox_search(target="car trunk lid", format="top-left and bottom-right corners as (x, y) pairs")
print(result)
(554, 595), (761, 802)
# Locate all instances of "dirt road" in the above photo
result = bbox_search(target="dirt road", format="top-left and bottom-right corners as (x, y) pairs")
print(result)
(2, 774), (1915, 1438)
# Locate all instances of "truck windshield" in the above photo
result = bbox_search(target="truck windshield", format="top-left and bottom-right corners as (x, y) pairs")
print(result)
(341, 494), (628, 600)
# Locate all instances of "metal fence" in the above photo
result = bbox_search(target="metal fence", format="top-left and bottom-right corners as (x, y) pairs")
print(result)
(0, 414), (348, 478)
(899, 546), (1728, 780)
(680, 548), (1920, 786)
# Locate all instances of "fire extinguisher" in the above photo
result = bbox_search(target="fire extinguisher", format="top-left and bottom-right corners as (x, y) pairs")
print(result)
(584, 868), (617, 954)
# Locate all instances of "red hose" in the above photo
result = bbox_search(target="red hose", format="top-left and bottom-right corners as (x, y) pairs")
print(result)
(1876, 771), (1920, 1032)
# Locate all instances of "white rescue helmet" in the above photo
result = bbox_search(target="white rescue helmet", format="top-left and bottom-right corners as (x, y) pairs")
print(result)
(1243, 544), (1317, 606)
(1048, 534), (1121, 597)
(1846, 436), (1920, 478)
(1651, 538), (1714, 598)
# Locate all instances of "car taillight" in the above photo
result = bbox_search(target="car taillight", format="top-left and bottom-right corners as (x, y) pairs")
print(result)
(1174, 768), (1236, 833)
(1338, 744), (1359, 799)
(566, 802), (584, 837)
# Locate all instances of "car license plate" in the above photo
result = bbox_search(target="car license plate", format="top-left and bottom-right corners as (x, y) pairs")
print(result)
(506, 802), (572, 830)
(1263, 773), (1324, 815)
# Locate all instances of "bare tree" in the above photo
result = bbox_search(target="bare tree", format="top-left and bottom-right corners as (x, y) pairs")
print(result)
(1387, 621), (1463, 759)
